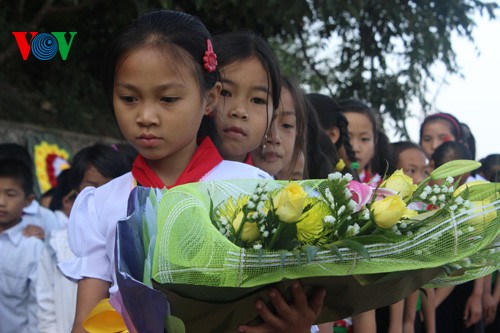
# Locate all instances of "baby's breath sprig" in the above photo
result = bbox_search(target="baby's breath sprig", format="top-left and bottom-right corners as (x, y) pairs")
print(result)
(321, 172), (362, 242)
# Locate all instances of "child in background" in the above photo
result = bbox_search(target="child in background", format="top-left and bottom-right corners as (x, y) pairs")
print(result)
(212, 31), (281, 163)
(431, 141), (485, 333)
(338, 99), (396, 332)
(307, 93), (357, 175)
(391, 141), (435, 333)
(0, 158), (43, 332)
(338, 99), (391, 185)
(419, 112), (463, 159)
(0, 143), (61, 239)
(391, 141), (429, 184)
(480, 154), (500, 182)
(251, 76), (306, 179)
(58, 10), (323, 333)
(304, 97), (340, 179)
(37, 144), (130, 333)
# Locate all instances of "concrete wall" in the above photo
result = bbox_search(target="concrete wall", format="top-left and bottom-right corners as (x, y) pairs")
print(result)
(0, 119), (123, 155)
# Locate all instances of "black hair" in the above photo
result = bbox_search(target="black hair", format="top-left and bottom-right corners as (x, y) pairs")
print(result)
(0, 143), (33, 172)
(304, 98), (340, 179)
(0, 158), (34, 196)
(110, 143), (138, 169)
(480, 154), (500, 182)
(431, 141), (472, 168)
(419, 112), (462, 144)
(276, 76), (307, 180)
(372, 130), (396, 176)
(307, 93), (357, 168)
(391, 141), (426, 167)
(49, 169), (73, 211)
(459, 122), (476, 160)
(103, 10), (218, 112)
(70, 143), (130, 191)
(213, 31), (281, 111)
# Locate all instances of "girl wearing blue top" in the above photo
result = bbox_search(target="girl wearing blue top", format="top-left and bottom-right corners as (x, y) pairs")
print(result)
(59, 10), (324, 333)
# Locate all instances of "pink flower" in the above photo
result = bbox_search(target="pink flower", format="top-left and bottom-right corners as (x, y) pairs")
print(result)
(347, 181), (374, 212)
(203, 39), (217, 73)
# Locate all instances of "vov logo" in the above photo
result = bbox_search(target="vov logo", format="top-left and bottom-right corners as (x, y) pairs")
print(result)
(12, 32), (77, 61)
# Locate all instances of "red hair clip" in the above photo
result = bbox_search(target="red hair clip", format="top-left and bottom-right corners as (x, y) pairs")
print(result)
(203, 39), (217, 73)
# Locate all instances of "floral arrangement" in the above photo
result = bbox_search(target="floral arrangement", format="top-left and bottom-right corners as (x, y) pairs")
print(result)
(209, 160), (495, 261)
(112, 160), (500, 332)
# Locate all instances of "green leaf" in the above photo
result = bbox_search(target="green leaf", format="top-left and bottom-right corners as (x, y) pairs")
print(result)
(430, 160), (481, 180)
(301, 245), (319, 263)
(328, 243), (344, 261)
(334, 239), (371, 260)
(270, 223), (299, 251)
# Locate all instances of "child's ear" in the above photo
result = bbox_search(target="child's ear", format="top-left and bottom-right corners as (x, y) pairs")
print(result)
(24, 194), (35, 208)
(327, 126), (341, 145)
(204, 82), (222, 116)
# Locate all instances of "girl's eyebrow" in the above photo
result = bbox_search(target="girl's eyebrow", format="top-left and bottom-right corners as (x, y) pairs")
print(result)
(221, 78), (270, 95)
(115, 82), (186, 91)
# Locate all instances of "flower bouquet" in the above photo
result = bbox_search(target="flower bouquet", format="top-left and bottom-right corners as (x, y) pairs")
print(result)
(115, 160), (500, 332)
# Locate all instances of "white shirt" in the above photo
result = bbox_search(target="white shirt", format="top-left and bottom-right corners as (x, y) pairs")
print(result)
(23, 200), (64, 232)
(0, 221), (44, 333)
(59, 161), (270, 294)
(36, 212), (77, 333)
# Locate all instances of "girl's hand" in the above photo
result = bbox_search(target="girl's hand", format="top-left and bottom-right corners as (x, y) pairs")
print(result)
(482, 292), (497, 325)
(22, 224), (45, 240)
(237, 281), (326, 333)
(463, 293), (482, 328)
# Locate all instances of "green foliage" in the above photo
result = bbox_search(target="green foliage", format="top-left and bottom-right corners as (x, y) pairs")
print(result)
(0, 0), (497, 137)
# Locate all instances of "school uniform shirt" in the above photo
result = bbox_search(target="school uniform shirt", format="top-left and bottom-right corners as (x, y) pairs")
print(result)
(0, 220), (44, 333)
(59, 160), (271, 294)
(36, 212), (77, 333)
(23, 200), (64, 233)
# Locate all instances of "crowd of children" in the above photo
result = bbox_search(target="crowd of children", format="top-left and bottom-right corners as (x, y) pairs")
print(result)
(0, 9), (499, 333)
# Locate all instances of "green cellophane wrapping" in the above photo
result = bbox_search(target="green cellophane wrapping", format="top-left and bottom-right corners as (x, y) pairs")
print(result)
(151, 179), (500, 289)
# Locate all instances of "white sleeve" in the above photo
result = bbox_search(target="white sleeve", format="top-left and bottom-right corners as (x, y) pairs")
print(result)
(58, 187), (112, 282)
(28, 240), (44, 333)
(37, 245), (57, 333)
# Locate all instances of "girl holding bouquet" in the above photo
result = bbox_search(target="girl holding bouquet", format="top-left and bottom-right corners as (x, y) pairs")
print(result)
(59, 10), (324, 333)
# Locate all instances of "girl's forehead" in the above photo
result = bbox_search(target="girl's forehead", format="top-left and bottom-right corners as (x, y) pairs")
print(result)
(423, 119), (453, 133)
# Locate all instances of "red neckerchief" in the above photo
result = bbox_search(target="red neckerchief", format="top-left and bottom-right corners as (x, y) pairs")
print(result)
(131, 137), (223, 189)
(244, 153), (253, 166)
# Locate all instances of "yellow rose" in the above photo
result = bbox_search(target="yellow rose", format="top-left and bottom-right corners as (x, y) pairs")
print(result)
(296, 199), (328, 243)
(273, 182), (308, 223)
(381, 170), (417, 200)
(232, 211), (260, 242)
(453, 180), (489, 197)
(467, 193), (499, 228)
(371, 195), (409, 229)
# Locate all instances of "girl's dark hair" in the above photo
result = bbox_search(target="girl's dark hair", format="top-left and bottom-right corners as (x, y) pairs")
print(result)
(431, 141), (472, 168)
(460, 122), (476, 160)
(391, 141), (426, 167)
(372, 130), (396, 176)
(278, 76), (307, 180)
(0, 158), (33, 195)
(419, 112), (462, 143)
(49, 169), (73, 211)
(307, 93), (357, 168)
(480, 154), (500, 182)
(304, 98), (339, 179)
(70, 143), (130, 191)
(103, 10), (218, 111)
(213, 31), (281, 111)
